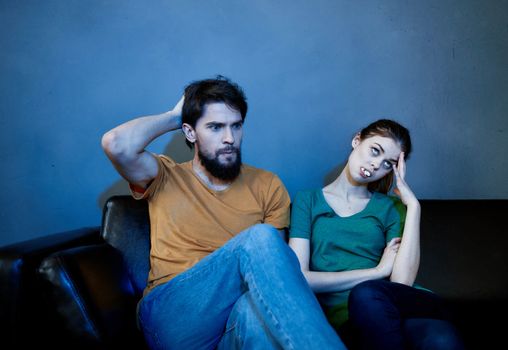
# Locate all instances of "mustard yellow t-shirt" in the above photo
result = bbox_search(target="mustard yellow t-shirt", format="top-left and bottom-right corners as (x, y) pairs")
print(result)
(133, 155), (290, 295)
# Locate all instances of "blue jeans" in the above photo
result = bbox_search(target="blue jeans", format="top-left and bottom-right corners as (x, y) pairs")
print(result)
(138, 224), (346, 350)
(346, 280), (465, 350)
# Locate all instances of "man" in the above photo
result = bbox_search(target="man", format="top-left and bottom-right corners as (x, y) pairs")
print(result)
(102, 76), (345, 349)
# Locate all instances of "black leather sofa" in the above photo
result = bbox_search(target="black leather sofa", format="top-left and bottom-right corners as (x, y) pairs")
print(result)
(1, 196), (507, 349)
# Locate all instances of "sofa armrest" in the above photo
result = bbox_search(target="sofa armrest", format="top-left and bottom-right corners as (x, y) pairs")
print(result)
(38, 243), (147, 349)
(0, 227), (102, 348)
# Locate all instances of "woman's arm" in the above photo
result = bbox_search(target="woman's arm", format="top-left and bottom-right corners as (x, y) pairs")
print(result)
(289, 237), (400, 293)
(390, 152), (421, 285)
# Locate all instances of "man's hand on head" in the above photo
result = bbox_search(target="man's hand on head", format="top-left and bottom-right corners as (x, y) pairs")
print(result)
(167, 95), (185, 129)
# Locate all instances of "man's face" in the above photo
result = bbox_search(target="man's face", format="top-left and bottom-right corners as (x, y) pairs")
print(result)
(193, 102), (243, 180)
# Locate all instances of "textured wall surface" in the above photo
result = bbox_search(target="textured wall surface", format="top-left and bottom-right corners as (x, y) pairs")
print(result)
(1, 0), (507, 246)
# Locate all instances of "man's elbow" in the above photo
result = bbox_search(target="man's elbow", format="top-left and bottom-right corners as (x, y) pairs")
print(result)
(102, 131), (129, 160)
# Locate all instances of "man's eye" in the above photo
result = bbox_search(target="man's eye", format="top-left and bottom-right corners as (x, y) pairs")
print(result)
(233, 123), (243, 130)
(209, 125), (220, 131)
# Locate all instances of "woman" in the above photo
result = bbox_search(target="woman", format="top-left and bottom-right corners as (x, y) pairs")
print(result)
(289, 119), (464, 349)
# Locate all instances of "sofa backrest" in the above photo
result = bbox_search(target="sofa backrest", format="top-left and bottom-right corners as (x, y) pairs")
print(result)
(101, 195), (150, 297)
(416, 199), (508, 301)
(416, 200), (508, 349)
(98, 195), (508, 304)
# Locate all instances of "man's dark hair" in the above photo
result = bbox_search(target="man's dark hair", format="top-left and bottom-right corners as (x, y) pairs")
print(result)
(182, 75), (248, 148)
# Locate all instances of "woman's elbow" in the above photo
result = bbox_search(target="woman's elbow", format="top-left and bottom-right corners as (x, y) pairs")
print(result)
(390, 270), (417, 286)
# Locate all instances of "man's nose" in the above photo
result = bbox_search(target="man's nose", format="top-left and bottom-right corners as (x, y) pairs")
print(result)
(222, 127), (235, 144)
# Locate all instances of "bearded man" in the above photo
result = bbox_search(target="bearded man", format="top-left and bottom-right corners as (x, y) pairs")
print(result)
(101, 76), (345, 350)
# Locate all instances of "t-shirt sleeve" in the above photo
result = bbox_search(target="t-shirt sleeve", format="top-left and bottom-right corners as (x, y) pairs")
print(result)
(385, 195), (407, 242)
(129, 154), (175, 200)
(288, 191), (312, 239)
(263, 175), (291, 229)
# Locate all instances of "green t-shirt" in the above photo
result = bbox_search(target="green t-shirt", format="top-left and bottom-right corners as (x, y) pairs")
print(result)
(289, 189), (406, 328)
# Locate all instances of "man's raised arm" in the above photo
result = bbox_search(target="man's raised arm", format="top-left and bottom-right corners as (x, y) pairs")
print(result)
(101, 96), (184, 188)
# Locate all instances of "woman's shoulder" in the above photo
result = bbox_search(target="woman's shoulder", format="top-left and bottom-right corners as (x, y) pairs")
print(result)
(371, 191), (399, 203)
(293, 188), (323, 203)
(371, 192), (405, 208)
(292, 188), (335, 217)
(371, 192), (406, 216)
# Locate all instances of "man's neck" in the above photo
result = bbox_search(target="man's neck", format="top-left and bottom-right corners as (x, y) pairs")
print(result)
(192, 159), (231, 191)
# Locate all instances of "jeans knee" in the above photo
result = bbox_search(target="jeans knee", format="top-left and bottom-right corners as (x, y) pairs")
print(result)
(348, 280), (394, 321)
(240, 223), (296, 266)
(350, 280), (385, 304)
(417, 322), (464, 350)
(418, 333), (463, 350)
(246, 224), (282, 246)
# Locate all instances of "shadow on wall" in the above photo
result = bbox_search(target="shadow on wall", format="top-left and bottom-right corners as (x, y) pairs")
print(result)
(98, 134), (345, 208)
(323, 163), (346, 187)
(97, 133), (193, 209)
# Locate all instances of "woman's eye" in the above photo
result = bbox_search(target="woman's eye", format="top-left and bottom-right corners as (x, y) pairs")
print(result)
(371, 147), (379, 156)
(383, 161), (393, 170)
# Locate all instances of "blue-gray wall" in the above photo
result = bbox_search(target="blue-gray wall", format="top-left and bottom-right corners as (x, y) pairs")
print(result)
(1, 0), (507, 247)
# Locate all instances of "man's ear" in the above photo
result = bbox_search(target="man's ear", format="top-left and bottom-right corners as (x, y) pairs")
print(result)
(182, 123), (196, 144)
(352, 133), (361, 148)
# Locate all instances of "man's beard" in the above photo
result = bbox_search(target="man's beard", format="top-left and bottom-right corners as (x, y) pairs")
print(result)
(197, 145), (242, 181)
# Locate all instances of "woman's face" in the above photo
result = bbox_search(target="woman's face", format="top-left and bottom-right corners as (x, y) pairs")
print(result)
(347, 134), (402, 185)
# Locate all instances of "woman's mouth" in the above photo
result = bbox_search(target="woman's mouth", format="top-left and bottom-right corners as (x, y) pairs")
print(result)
(360, 167), (372, 178)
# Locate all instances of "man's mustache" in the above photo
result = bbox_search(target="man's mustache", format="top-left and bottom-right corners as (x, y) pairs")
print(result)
(216, 146), (239, 155)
